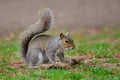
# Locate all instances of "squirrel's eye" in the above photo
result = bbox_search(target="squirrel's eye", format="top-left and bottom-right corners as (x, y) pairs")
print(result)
(65, 40), (69, 43)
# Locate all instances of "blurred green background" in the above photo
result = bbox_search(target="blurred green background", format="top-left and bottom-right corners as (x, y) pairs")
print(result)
(0, 0), (120, 36)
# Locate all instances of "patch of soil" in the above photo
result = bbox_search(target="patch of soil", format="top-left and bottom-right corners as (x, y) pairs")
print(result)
(0, 69), (3, 73)
(8, 53), (120, 70)
(114, 53), (120, 58)
(0, 58), (7, 62)
(39, 63), (71, 69)
(8, 57), (82, 69)
(69, 69), (80, 73)
(9, 60), (25, 69)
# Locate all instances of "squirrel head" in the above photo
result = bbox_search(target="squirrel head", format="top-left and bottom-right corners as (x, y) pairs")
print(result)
(59, 32), (75, 50)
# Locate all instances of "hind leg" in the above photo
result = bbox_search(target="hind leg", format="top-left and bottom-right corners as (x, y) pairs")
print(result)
(25, 48), (43, 68)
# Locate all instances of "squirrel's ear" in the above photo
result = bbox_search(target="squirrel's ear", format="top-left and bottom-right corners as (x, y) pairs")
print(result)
(60, 33), (65, 39)
(66, 32), (69, 37)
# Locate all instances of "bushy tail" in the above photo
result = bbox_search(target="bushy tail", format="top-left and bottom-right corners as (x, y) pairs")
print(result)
(19, 8), (54, 58)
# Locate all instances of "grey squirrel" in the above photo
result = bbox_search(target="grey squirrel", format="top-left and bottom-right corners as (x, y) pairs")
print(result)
(19, 8), (75, 68)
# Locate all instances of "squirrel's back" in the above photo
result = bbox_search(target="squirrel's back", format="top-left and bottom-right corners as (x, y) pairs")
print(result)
(27, 34), (57, 53)
(19, 8), (54, 58)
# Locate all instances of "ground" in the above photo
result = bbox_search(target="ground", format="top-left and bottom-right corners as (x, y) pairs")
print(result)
(0, 28), (120, 80)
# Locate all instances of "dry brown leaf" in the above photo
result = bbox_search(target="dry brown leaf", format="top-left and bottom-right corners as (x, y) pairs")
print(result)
(39, 63), (71, 69)
(114, 53), (120, 58)
(69, 69), (79, 73)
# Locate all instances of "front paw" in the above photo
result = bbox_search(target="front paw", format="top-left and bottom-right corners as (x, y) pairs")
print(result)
(55, 62), (62, 64)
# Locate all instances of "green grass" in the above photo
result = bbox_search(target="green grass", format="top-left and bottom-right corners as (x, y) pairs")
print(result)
(0, 28), (120, 80)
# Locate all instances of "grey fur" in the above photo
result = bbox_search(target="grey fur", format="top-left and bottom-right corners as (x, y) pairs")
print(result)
(19, 8), (53, 59)
(26, 35), (64, 67)
(19, 9), (75, 67)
